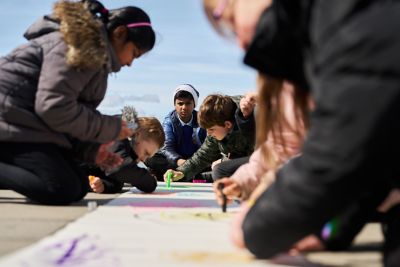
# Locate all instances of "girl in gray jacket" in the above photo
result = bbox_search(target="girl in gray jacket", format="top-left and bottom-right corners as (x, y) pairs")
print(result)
(0, 0), (156, 205)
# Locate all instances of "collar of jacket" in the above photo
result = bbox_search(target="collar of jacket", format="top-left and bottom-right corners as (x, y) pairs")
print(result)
(101, 26), (121, 73)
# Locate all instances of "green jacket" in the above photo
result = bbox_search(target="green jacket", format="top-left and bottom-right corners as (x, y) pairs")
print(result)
(177, 96), (255, 179)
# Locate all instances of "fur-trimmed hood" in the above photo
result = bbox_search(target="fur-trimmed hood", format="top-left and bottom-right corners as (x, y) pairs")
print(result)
(24, 0), (120, 71)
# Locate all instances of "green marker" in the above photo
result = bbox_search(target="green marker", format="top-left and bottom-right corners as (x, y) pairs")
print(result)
(166, 171), (172, 189)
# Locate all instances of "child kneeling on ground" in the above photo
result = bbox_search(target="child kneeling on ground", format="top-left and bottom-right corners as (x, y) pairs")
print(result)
(86, 112), (165, 193)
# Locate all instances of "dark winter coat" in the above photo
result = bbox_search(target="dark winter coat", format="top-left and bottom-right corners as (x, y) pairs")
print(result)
(0, 1), (121, 162)
(242, 0), (400, 259)
(177, 96), (255, 179)
(159, 109), (206, 166)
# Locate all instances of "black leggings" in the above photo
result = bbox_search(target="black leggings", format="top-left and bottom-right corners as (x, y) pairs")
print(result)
(383, 204), (400, 267)
(0, 142), (88, 205)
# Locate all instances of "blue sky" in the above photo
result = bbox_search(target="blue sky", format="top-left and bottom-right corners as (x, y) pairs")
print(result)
(0, 0), (256, 121)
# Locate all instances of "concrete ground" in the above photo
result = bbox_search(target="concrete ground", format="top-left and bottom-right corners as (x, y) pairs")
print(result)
(0, 189), (384, 267)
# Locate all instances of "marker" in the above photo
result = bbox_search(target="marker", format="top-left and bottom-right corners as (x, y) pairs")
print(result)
(88, 175), (96, 184)
(218, 183), (227, 213)
(322, 217), (339, 240)
(166, 171), (172, 189)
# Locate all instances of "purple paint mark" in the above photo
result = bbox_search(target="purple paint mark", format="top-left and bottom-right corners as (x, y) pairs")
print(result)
(128, 198), (219, 208)
(43, 235), (118, 266)
(55, 235), (85, 265)
(18, 235), (121, 267)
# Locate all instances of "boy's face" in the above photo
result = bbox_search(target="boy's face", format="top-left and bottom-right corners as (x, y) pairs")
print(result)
(134, 135), (159, 162)
(206, 121), (233, 141)
(175, 97), (195, 123)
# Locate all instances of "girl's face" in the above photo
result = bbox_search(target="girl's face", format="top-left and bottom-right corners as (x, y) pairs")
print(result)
(206, 121), (233, 140)
(134, 134), (159, 162)
(115, 42), (141, 67)
(205, 0), (272, 49)
(111, 26), (142, 67)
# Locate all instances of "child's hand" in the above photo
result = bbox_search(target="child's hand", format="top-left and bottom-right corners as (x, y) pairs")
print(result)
(118, 120), (134, 140)
(95, 142), (123, 170)
(89, 176), (105, 193)
(163, 169), (184, 182)
(230, 179), (270, 249)
(213, 178), (242, 205)
(239, 92), (257, 118)
(289, 235), (325, 255)
(230, 201), (251, 249)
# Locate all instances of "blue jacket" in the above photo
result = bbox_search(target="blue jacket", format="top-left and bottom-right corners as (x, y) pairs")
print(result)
(159, 110), (206, 166)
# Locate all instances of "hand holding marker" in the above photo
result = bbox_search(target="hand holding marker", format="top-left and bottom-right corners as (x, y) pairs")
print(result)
(218, 183), (227, 213)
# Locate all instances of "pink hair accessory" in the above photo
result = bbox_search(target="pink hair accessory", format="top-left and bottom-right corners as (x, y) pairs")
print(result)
(127, 22), (152, 28)
(213, 0), (229, 19)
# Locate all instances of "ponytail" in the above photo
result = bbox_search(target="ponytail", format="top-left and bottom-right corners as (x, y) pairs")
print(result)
(82, 0), (156, 55)
(82, 0), (109, 24)
(107, 7), (156, 54)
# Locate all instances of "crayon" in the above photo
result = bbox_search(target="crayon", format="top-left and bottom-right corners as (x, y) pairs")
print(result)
(166, 171), (172, 189)
(88, 175), (96, 184)
(218, 183), (227, 213)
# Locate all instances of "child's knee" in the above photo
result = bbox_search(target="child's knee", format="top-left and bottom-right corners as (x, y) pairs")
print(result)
(42, 180), (86, 205)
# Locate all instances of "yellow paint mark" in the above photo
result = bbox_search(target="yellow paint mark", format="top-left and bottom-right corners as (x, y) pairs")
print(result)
(170, 251), (254, 263)
(160, 211), (233, 221)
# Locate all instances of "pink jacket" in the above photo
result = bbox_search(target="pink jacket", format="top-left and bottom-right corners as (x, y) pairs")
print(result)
(231, 84), (307, 199)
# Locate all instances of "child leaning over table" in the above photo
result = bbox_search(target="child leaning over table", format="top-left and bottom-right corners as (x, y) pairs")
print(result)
(164, 94), (256, 182)
(84, 109), (165, 193)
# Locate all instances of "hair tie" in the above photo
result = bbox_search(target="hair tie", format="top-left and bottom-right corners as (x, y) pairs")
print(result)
(127, 22), (152, 28)
(101, 7), (109, 15)
(213, 0), (229, 19)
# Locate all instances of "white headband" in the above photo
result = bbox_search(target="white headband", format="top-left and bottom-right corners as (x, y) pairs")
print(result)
(174, 84), (199, 107)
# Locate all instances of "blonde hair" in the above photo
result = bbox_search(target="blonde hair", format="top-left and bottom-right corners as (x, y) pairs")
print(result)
(198, 94), (236, 129)
(256, 73), (309, 169)
(136, 117), (165, 148)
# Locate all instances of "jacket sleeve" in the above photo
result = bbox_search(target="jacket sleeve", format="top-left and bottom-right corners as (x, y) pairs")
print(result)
(231, 95), (256, 147)
(34, 40), (120, 143)
(159, 115), (182, 165)
(109, 164), (157, 193)
(101, 178), (124, 194)
(177, 136), (222, 179)
(231, 148), (270, 200)
(235, 108), (256, 144)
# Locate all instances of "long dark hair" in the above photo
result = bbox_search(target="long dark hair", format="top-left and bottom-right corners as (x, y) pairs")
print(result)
(84, 0), (156, 54)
